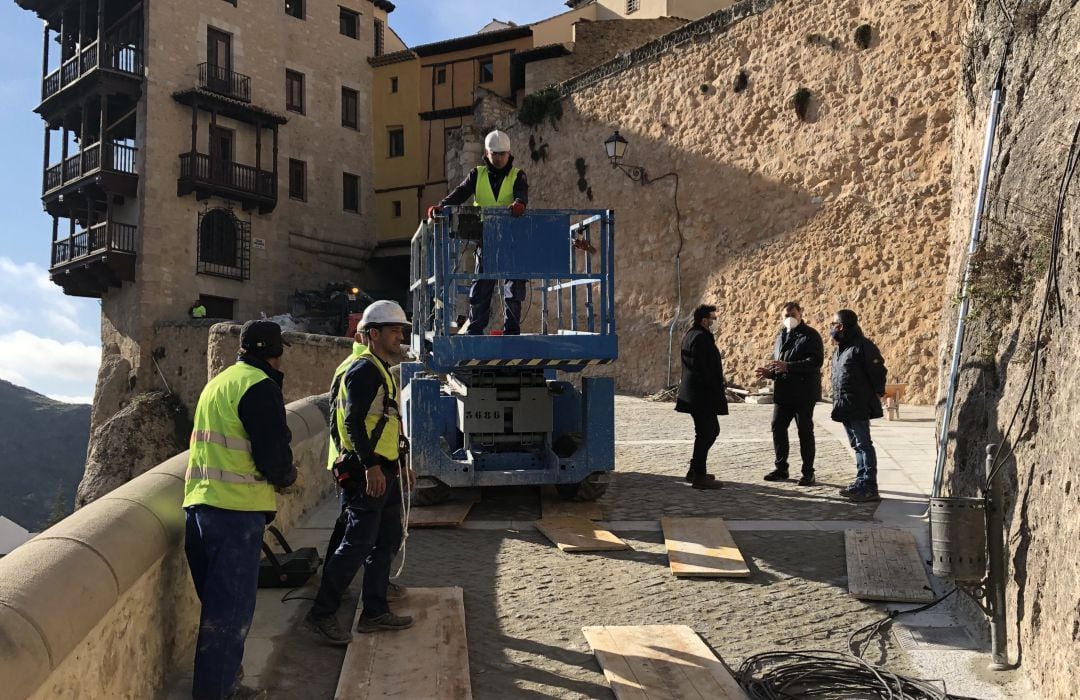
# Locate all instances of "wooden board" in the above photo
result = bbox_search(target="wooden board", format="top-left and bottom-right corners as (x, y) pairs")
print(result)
(534, 516), (630, 552)
(583, 625), (749, 700)
(845, 529), (936, 603)
(408, 500), (475, 528)
(661, 517), (750, 578)
(335, 587), (471, 700)
(541, 497), (603, 521)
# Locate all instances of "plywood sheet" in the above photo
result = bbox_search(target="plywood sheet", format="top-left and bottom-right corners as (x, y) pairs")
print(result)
(845, 528), (936, 603)
(534, 516), (630, 552)
(408, 500), (475, 528)
(661, 517), (750, 578)
(541, 497), (603, 521)
(582, 625), (749, 700)
(335, 587), (471, 700)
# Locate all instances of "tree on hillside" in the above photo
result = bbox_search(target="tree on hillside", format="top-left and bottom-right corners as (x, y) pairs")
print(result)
(44, 482), (71, 529)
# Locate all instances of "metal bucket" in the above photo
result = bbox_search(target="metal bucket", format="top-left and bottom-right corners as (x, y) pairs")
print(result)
(930, 497), (987, 582)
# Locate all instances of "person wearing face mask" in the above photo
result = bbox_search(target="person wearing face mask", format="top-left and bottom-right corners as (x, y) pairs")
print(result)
(828, 309), (888, 502)
(674, 304), (726, 489)
(755, 302), (824, 486)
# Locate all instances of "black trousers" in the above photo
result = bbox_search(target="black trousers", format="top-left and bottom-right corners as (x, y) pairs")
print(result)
(690, 410), (720, 479)
(771, 402), (816, 476)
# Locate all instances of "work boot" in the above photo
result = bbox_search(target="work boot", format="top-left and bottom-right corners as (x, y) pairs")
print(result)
(797, 473), (816, 487)
(304, 611), (352, 646)
(387, 582), (408, 601)
(229, 687), (268, 700)
(691, 477), (723, 490)
(838, 480), (860, 497)
(846, 485), (881, 502)
(763, 469), (790, 482)
(357, 611), (414, 633)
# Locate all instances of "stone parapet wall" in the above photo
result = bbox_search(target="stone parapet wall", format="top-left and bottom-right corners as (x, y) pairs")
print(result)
(0, 396), (334, 700)
(512, 0), (959, 403)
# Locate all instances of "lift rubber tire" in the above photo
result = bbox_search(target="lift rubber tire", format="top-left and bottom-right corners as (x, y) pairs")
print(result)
(412, 480), (451, 507)
(555, 474), (609, 502)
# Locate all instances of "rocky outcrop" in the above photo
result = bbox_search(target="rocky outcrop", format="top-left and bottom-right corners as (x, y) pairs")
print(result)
(75, 392), (190, 507)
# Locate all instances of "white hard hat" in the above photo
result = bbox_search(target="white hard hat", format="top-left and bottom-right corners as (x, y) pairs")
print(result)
(484, 130), (511, 153)
(360, 300), (410, 329)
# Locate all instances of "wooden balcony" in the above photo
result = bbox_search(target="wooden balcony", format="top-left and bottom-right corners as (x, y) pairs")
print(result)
(50, 221), (137, 298)
(178, 153), (278, 214)
(197, 63), (251, 103)
(37, 39), (143, 126)
(42, 141), (138, 218)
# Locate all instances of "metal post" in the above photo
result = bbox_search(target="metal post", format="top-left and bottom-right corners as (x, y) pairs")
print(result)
(933, 80), (1004, 497)
(985, 444), (1009, 669)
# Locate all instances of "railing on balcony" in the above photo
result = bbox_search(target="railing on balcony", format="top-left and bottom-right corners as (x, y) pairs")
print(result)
(179, 152), (275, 199)
(43, 142), (138, 194)
(51, 221), (137, 268)
(41, 39), (144, 102)
(198, 63), (251, 102)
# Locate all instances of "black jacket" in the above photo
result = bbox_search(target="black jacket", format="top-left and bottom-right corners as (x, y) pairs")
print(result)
(675, 326), (729, 416)
(342, 354), (397, 469)
(235, 356), (296, 488)
(439, 155), (529, 207)
(829, 328), (887, 422)
(771, 322), (824, 405)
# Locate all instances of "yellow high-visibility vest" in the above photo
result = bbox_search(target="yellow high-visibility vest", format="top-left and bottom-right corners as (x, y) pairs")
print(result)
(474, 165), (519, 207)
(334, 350), (400, 464)
(328, 342), (367, 470)
(183, 362), (277, 512)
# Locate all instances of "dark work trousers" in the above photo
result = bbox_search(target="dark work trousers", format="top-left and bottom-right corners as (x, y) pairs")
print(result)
(311, 465), (403, 619)
(184, 505), (266, 700)
(771, 402), (816, 476)
(468, 248), (526, 335)
(690, 411), (721, 480)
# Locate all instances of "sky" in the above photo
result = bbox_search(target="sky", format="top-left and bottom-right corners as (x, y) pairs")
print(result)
(0, 0), (570, 404)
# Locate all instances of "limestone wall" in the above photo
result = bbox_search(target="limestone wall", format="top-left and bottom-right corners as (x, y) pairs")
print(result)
(207, 323), (353, 402)
(510, 0), (959, 403)
(0, 396), (334, 700)
(939, 2), (1080, 697)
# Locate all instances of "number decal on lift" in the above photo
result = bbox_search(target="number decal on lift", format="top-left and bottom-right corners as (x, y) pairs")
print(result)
(465, 410), (502, 420)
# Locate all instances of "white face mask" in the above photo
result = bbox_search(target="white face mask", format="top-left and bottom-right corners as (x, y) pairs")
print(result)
(782, 317), (800, 331)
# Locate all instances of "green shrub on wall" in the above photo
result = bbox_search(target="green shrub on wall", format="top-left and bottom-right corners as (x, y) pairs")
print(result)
(519, 87), (564, 129)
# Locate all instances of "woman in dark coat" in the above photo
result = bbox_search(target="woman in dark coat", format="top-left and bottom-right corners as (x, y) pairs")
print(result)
(675, 304), (727, 489)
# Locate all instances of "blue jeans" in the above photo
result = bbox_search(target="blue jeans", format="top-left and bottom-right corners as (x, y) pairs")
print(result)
(184, 506), (266, 700)
(842, 419), (877, 488)
(311, 465), (403, 619)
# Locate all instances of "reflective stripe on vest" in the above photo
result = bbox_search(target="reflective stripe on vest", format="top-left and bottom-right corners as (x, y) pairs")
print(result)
(474, 165), (519, 207)
(334, 351), (400, 462)
(328, 343), (367, 470)
(183, 361), (278, 512)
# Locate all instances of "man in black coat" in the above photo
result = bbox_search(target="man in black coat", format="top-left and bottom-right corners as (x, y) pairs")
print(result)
(828, 309), (888, 502)
(755, 302), (824, 486)
(675, 304), (726, 490)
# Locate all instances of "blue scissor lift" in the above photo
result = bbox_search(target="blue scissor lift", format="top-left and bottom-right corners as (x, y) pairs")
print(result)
(401, 207), (618, 505)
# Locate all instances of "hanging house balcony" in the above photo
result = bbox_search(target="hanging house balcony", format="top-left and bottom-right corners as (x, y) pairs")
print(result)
(50, 221), (137, 298)
(37, 39), (143, 126)
(178, 153), (277, 214)
(42, 141), (138, 218)
(197, 63), (251, 103)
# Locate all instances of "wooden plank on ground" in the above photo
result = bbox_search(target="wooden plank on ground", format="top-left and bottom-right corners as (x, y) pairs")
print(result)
(541, 497), (603, 521)
(534, 515), (630, 552)
(335, 587), (471, 700)
(845, 528), (936, 603)
(408, 500), (475, 528)
(582, 625), (749, 700)
(661, 517), (750, 578)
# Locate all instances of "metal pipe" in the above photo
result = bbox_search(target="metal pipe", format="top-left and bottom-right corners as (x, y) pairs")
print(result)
(666, 255), (683, 387)
(932, 79), (1004, 497)
(985, 444), (1009, 669)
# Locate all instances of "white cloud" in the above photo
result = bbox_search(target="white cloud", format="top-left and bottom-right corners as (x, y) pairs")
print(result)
(0, 330), (100, 387)
(0, 303), (20, 327)
(46, 394), (93, 405)
(46, 310), (86, 337)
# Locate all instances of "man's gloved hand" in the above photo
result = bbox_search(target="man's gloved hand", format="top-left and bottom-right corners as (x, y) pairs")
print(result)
(509, 201), (526, 217)
(426, 205), (443, 220)
(275, 467), (303, 495)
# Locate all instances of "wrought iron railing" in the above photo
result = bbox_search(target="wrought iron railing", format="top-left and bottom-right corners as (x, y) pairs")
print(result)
(43, 142), (138, 194)
(51, 221), (137, 267)
(179, 152), (275, 199)
(197, 63), (251, 102)
(41, 38), (144, 101)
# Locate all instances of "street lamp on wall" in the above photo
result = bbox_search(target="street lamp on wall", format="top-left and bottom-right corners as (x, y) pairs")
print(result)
(603, 130), (646, 183)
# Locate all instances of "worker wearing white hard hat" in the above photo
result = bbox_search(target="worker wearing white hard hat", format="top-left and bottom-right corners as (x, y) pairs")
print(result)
(426, 130), (530, 335)
(305, 299), (416, 644)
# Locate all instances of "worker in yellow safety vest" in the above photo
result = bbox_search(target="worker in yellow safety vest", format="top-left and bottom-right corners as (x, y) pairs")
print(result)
(305, 300), (416, 645)
(183, 320), (298, 700)
(426, 129), (530, 335)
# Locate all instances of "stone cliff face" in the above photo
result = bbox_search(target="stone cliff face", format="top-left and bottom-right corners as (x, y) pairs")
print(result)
(939, 2), (1080, 697)
(513, 0), (961, 404)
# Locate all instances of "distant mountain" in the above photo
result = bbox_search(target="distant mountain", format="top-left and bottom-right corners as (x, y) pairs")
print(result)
(0, 379), (90, 531)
